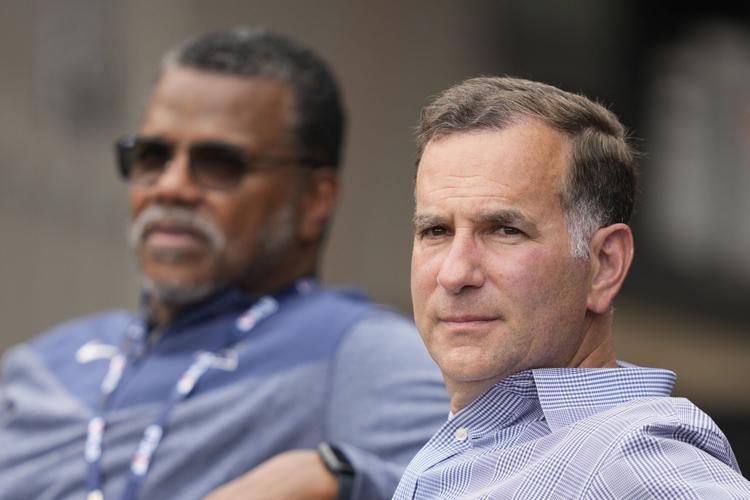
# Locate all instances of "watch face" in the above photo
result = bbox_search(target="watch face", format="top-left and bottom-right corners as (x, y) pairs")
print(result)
(331, 447), (352, 470)
(319, 442), (355, 475)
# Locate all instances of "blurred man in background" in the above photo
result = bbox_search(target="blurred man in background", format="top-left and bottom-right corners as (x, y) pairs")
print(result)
(0, 27), (447, 500)
(393, 76), (750, 498)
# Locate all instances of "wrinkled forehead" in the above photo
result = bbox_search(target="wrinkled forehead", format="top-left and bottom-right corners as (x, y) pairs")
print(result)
(415, 123), (571, 208)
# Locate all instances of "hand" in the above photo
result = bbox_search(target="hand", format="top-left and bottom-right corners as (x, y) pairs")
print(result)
(204, 449), (339, 500)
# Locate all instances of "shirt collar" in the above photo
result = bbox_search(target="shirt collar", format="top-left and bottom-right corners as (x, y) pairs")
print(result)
(448, 370), (544, 440)
(452, 363), (676, 435)
(532, 363), (676, 431)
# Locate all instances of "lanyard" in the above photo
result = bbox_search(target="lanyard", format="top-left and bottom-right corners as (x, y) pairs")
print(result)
(84, 280), (313, 500)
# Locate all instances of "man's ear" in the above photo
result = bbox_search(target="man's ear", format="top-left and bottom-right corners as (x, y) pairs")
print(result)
(586, 223), (634, 314)
(297, 168), (339, 244)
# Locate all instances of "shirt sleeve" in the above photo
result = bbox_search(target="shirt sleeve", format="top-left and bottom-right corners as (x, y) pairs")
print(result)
(585, 416), (750, 498)
(323, 310), (449, 500)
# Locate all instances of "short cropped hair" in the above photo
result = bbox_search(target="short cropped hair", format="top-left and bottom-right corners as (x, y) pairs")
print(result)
(164, 26), (345, 168)
(416, 76), (639, 258)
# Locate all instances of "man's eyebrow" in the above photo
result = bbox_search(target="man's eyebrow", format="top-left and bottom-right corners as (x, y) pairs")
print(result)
(412, 209), (539, 233)
(476, 209), (527, 225)
(476, 209), (538, 232)
(412, 213), (446, 229)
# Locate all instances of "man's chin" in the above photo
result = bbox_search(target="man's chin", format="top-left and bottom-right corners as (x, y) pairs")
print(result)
(142, 278), (223, 308)
(436, 348), (509, 384)
(142, 245), (209, 265)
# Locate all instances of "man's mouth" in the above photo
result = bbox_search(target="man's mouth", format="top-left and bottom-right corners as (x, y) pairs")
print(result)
(142, 223), (210, 253)
(439, 315), (500, 328)
(439, 314), (498, 324)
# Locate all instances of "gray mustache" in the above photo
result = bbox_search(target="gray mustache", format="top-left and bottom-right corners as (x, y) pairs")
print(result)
(128, 205), (226, 251)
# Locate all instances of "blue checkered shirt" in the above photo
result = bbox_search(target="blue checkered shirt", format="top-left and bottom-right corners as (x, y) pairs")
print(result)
(393, 364), (750, 499)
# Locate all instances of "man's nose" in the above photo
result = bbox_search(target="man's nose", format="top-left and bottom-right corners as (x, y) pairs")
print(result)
(151, 149), (202, 204)
(436, 233), (485, 294)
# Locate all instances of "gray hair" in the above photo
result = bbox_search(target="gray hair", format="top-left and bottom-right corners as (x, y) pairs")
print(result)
(416, 76), (639, 258)
(163, 26), (345, 168)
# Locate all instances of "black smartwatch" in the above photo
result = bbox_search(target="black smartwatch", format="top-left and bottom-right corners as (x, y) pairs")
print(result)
(317, 441), (355, 500)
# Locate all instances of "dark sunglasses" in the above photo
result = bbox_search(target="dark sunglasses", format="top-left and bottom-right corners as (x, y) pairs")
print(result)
(115, 135), (325, 190)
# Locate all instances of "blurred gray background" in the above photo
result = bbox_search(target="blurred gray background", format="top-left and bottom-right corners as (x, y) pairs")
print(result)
(1, 0), (748, 470)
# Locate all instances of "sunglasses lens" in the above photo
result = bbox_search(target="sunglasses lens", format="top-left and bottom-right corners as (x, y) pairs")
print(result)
(125, 139), (172, 185)
(116, 137), (253, 189)
(190, 144), (248, 189)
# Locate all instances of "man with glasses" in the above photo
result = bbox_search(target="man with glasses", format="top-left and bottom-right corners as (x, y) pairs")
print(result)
(0, 27), (447, 500)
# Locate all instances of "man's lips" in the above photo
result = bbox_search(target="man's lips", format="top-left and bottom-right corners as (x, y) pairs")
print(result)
(439, 315), (500, 326)
(142, 224), (209, 249)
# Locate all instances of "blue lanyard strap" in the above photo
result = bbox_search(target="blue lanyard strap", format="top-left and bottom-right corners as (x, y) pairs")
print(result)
(121, 351), (217, 500)
(84, 279), (313, 500)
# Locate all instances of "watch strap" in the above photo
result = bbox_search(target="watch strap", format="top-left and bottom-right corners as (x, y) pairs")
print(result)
(317, 442), (355, 500)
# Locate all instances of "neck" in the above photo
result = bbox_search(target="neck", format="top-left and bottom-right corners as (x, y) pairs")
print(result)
(150, 300), (178, 328)
(572, 310), (617, 368)
(147, 286), (221, 328)
(447, 380), (495, 415)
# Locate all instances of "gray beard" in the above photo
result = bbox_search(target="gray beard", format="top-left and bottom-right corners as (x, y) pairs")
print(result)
(132, 203), (297, 308)
(141, 277), (222, 307)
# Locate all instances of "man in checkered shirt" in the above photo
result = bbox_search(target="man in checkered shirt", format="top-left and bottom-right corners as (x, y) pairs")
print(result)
(393, 76), (750, 499)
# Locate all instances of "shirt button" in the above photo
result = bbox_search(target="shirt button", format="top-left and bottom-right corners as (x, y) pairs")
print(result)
(454, 427), (469, 442)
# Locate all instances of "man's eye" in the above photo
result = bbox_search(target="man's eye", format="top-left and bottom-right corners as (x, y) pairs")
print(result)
(495, 226), (522, 236)
(420, 226), (450, 238)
